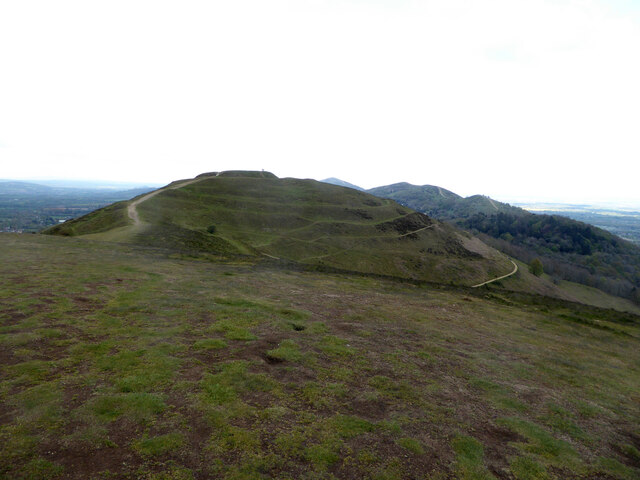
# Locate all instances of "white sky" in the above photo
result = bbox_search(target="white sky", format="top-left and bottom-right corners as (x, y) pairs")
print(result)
(1, 0), (639, 204)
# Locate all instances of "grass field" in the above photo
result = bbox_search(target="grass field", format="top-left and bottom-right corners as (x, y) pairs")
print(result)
(1, 233), (638, 479)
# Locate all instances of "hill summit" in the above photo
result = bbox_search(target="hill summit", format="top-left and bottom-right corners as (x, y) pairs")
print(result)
(45, 171), (512, 286)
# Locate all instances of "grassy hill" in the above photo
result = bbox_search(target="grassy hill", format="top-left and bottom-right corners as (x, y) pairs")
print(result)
(368, 183), (522, 220)
(44, 172), (513, 287)
(368, 182), (640, 304)
(1, 233), (638, 479)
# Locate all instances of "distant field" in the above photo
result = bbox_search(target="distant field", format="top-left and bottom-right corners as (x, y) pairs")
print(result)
(516, 204), (640, 246)
(1, 234), (638, 479)
(0, 184), (155, 233)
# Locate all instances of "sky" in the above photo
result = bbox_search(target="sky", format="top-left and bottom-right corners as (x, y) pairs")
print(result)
(1, 0), (639, 205)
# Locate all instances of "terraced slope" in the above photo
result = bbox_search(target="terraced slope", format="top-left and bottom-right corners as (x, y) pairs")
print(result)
(45, 172), (512, 286)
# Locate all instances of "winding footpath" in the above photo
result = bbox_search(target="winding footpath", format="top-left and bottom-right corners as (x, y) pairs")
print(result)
(397, 225), (434, 237)
(127, 178), (203, 225)
(471, 260), (518, 288)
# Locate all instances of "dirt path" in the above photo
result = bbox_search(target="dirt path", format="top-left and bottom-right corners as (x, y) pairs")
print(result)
(471, 260), (518, 288)
(127, 178), (202, 225)
(398, 225), (434, 237)
(298, 224), (437, 262)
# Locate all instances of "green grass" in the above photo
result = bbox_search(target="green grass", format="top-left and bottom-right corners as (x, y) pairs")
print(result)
(509, 456), (550, 480)
(6, 360), (54, 384)
(596, 456), (638, 480)
(133, 433), (186, 456)
(12, 382), (63, 427)
(200, 361), (276, 409)
(469, 377), (529, 412)
(498, 417), (582, 472)
(451, 434), (496, 480)
(318, 335), (353, 357)
(542, 403), (589, 442)
(265, 339), (304, 362)
(0, 233), (638, 479)
(89, 392), (166, 423)
(397, 436), (424, 455)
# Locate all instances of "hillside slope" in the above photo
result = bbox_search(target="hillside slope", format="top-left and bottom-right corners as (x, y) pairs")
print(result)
(45, 172), (512, 286)
(369, 182), (640, 303)
(1, 233), (639, 480)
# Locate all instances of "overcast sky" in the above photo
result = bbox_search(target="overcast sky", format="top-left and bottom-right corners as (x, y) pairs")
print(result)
(1, 0), (639, 204)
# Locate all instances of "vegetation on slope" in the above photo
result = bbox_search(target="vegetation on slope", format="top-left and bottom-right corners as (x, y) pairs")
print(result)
(368, 183), (640, 303)
(45, 172), (512, 287)
(1, 234), (638, 479)
(466, 213), (640, 299)
(525, 206), (640, 245)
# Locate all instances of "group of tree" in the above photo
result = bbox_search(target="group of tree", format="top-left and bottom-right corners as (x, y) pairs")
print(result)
(464, 213), (640, 301)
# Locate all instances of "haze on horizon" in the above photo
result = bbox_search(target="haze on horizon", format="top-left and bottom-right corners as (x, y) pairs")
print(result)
(1, 0), (639, 205)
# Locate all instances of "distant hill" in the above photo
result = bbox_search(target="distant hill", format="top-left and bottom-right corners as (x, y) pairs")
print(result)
(0, 180), (155, 197)
(0, 180), (57, 196)
(368, 182), (640, 303)
(321, 177), (364, 191)
(45, 171), (512, 286)
(1, 178), (162, 189)
(368, 183), (521, 219)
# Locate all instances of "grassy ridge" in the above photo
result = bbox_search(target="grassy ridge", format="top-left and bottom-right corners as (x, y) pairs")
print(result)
(1, 233), (638, 479)
(45, 173), (513, 286)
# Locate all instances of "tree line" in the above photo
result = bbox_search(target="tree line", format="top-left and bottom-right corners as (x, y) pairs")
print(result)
(460, 212), (640, 302)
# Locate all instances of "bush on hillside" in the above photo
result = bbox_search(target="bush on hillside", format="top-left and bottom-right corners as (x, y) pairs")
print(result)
(529, 258), (544, 277)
